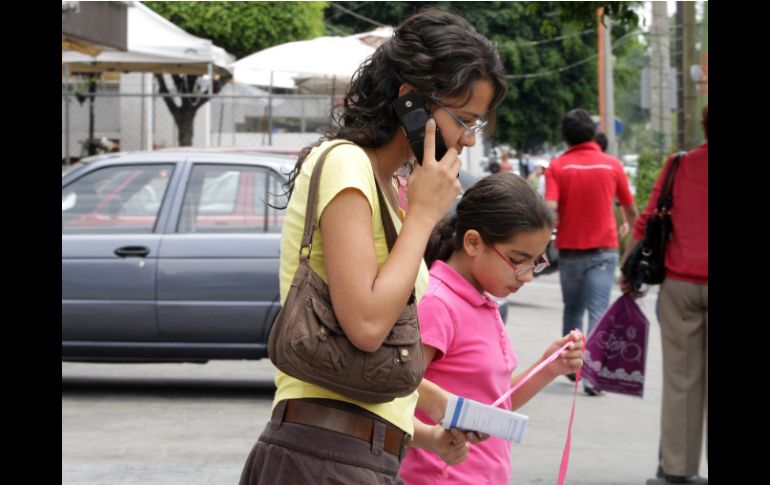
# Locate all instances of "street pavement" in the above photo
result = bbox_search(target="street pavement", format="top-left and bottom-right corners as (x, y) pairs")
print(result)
(503, 270), (707, 485)
(62, 269), (708, 484)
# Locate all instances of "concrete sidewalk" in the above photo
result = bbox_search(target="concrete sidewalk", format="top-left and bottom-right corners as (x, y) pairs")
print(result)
(62, 269), (708, 485)
(503, 271), (707, 484)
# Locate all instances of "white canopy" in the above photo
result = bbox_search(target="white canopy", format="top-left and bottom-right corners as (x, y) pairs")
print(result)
(61, 1), (234, 77)
(231, 27), (393, 92)
(348, 26), (393, 48)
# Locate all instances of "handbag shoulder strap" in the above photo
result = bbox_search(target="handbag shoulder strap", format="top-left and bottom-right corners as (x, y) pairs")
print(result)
(373, 173), (416, 303)
(301, 141), (399, 255)
(656, 151), (686, 214)
(374, 178), (399, 252)
(300, 141), (353, 254)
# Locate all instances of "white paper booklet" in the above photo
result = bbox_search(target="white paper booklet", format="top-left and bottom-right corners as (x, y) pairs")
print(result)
(441, 395), (529, 443)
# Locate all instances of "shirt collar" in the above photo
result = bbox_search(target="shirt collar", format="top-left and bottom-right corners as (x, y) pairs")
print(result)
(429, 260), (499, 308)
(563, 141), (602, 156)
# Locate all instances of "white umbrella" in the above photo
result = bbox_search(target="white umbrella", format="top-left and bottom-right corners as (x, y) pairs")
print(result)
(348, 26), (393, 48)
(232, 28), (393, 92)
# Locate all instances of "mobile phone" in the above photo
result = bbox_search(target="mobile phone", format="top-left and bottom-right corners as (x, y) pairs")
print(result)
(392, 93), (448, 165)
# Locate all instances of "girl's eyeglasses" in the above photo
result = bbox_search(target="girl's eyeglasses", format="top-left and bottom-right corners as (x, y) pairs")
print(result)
(490, 245), (550, 277)
(431, 97), (487, 137)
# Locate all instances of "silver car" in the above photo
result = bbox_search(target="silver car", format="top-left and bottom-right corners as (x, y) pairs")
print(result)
(62, 150), (294, 362)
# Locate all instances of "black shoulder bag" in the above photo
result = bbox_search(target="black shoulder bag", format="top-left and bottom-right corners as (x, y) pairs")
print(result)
(621, 151), (686, 291)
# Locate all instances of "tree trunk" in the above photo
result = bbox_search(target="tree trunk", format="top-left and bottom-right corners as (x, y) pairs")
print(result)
(155, 73), (217, 147)
(176, 111), (195, 146)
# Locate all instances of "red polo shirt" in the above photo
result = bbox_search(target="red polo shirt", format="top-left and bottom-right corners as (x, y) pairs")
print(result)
(545, 141), (635, 250)
(633, 143), (708, 284)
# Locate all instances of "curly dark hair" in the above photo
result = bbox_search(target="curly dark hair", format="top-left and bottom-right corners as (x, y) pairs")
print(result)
(424, 173), (555, 268)
(279, 8), (508, 204)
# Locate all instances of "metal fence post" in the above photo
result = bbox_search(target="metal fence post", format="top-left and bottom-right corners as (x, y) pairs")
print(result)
(268, 71), (274, 146)
(218, 92), (225, 146)
(330, 75), (336, 118)
(205, 62), (213, 147)
(63, 64), (70, 165)
(140, 72), (145, 150)
(146, 73), (154, 150)
(301, 97), (306, 133)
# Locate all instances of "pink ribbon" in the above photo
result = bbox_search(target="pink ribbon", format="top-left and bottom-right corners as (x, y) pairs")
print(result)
(441, 334), (584, 484)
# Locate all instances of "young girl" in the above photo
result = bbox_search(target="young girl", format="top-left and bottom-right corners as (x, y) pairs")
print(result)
(399, 173), (585, 484)
(239, 9), (508, 484)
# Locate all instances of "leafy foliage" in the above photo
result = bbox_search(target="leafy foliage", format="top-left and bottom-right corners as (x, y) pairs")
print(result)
(325, 1), (640, 152)
(633, 148), (666, 213)
(144, 1), (327, 59)
(613, 34), (651, 156)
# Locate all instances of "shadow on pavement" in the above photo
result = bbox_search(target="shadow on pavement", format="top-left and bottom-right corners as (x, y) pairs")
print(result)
(61, 376), (277, 400)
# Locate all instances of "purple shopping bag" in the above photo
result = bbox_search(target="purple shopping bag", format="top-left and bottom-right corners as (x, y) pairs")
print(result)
(582, 294), (649, 397)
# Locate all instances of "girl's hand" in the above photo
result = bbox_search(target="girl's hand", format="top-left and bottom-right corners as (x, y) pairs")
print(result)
(432, 426), (470, 465)
(543, 329), (585, 379)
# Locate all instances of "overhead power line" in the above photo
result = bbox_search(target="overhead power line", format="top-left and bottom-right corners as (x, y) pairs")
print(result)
(324, 21), (348, 36)
(507, 30), (641, 80)
(328, 2), (385, 27)
(326, 1), (370, 21)
(522, 29), (596, 46)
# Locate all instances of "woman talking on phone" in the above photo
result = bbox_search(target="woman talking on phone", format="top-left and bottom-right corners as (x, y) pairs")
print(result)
(239, 8), (508, 485)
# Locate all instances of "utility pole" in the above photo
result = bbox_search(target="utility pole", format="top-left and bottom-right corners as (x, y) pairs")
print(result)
(598, 7), (605, 133)
(650, 1), (672, 155)
(598, 8), (617, 156)
(696, 1), (708, 144)
(676, 1), (698, 150)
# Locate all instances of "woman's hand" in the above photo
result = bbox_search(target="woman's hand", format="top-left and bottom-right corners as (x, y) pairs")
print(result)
(461, 430), (489, 445)
(543, 329), (585, 379)
(432, 426), (471, 465)
(406, 119), (461, 226)
(618, 221), (630, 238)
(618, 274), (648, 299)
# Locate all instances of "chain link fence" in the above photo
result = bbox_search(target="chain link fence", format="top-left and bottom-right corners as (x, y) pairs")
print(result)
(62, 72), (488, 174)
(62, 73), (340, 164)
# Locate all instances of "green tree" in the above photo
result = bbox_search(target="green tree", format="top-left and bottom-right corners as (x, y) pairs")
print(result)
(324, 1), (640, 152)
(633, 149), (666, 214)
(143, 1), (327, 145)
(613, 33), (650, 156)
(449, 2), (640, 152)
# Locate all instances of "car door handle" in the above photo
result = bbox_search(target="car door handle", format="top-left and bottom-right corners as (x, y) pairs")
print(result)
(114, 246), (150, 258)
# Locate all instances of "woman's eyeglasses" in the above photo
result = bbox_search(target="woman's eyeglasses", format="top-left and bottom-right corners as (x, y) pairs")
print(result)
(490, 245), (550, 277)
(431, 98), (487, 137)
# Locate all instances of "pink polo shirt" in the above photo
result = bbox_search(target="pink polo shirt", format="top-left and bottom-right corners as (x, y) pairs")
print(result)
(400, 260), (518, 485)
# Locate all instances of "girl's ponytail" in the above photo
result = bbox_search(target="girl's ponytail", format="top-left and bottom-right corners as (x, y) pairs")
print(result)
(424, 214), (459, 268)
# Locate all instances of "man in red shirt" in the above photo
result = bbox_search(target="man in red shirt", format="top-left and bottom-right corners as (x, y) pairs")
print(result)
(619, 107), (708, 484)
(545, 109), (637, 395)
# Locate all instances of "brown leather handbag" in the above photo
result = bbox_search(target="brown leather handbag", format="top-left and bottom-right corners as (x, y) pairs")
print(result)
(267, 141), (425, 403)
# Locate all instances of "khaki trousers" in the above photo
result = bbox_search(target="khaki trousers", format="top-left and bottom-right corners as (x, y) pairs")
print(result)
(658, 278), (708, 476)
